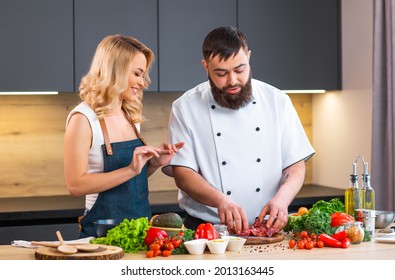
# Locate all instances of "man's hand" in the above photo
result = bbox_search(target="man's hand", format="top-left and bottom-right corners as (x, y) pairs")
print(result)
(217, 198), (249, 234)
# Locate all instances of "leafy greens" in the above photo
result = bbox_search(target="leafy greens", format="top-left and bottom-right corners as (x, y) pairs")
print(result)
(283, 198), (345, 235)
(90, 217), (149, 253)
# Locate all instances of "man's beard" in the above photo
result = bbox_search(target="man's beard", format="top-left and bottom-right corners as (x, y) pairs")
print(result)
(209, 72), (252, 110)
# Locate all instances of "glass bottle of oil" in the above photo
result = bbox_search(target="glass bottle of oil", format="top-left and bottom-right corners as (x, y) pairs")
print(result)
(361, 161), (375, 211)
(345, 163), (362, 217)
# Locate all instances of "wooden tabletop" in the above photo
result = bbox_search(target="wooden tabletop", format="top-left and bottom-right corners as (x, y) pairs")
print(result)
(2, 232), (394, 260)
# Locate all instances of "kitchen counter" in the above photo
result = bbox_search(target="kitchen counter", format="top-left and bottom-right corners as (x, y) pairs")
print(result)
(1, 231), (394, 260)
(0, 184), (345, 225)
(0, 184), (344, 244)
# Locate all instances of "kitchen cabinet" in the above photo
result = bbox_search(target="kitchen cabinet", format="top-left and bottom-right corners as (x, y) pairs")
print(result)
(0, 0), (74, 92)
(158, 0), (237, 92)
(0, 0), (340, 93)
(74, 0), (158, 92)
(238, 0), (341, 90)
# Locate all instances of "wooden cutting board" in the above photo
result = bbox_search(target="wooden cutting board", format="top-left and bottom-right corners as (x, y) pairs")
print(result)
(35, 245), (124, 260)
(244, 233), (285, 245)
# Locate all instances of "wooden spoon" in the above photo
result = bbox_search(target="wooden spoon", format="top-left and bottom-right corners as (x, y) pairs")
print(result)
(56, 231), (77, 255)
(31, 241), (100, 252)
(73, 244), (100, 252)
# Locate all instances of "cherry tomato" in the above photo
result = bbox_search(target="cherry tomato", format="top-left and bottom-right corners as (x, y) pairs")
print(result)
(297, 241), (305, 249)
(300, 231), (308, 238)
(146, 250), (154, 258)
(177, 231), (184, 237)
(163, 242), (174, 251)
(316, 240), (324, 248)
(305, 241), (314, 250)
(153, 249), (162, 257)
(162, 250), (172, 257)
(150, 243), (161, 251)
(172, 237), (183, 248)
(155, 239), (164, 248)
(288, 239), (296, 249)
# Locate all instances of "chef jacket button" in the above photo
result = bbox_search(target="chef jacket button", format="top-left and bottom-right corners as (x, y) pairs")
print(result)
(222, 161), (227, 165)
(252, 101), (257, 104)
(256, 188), (261, 192)
(255, 127), (260, 131)
(211, 105), (216, 109)
(227, 191), (231, 195)
(217, 132), (221, 136)
(256, 158), (261, 162)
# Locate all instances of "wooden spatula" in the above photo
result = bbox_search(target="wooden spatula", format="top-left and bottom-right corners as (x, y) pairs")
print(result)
(56, 231), (77, 255)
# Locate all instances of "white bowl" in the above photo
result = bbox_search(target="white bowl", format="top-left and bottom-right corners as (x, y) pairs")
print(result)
(184, 239), (208, 255)
(223, 236), (247, 251)
(206, 239), (229, 254)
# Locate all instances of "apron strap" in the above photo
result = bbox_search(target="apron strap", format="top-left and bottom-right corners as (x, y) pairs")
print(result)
(99, 117), (147, 156)
(123, 111), (147, 146)
(99, 118), (113, 156)
(130, 121), (147, 146)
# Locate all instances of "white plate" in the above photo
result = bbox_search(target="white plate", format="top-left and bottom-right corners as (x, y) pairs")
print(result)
(375, 235), (395, 243)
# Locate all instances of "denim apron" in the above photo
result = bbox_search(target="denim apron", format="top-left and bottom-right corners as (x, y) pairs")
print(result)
(79, 119), (151, 238)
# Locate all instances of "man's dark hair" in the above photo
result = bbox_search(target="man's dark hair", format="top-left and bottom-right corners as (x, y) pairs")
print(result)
(202, 26), (249, 62)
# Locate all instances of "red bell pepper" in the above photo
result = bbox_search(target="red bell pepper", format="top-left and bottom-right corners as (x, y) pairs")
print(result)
(144, 227), (168, 246)
(318, 233), (342, 248)
(331, 230), (347, 241)
(194, 223), (218, 240)
(330, 212), (355, 227)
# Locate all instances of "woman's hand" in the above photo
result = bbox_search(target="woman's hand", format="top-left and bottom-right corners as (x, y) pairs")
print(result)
(129, 145), (162, 175)
(149, 141), (185, 169)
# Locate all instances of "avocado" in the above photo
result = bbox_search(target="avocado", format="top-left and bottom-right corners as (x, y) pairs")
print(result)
(152, 212), (183, 228)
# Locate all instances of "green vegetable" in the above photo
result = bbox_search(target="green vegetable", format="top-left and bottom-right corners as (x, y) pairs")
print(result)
(284, 198), (345, 234)
(90, 217), (149, 253)
(283, 215), (307, 233)
(363, 228), (371, 242)
(305, 209), (336, 235)
(172, 228), (195, 255)
(310, 198), (345, 215)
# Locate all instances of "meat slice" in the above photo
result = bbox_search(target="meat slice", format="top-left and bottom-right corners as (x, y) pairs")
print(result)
(236, 218), (279, 237)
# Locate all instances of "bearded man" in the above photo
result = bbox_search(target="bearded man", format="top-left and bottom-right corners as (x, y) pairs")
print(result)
(162, 26), (315, 234)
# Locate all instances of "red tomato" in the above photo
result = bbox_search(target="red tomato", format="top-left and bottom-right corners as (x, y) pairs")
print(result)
(305, 241), (314, 250)
(163, 242), (174, 251)
(155, 239), (164, 248)
(146, 250), (154, 258)
(162, 250), (172, 257)
(153, 250), (162, 257)
(297, 241), (305, 249)
(288, 239), (296, 249)
(150, 243), (161, 251)
(316, 240), (324, 248)
(172, 237), (183, 248)
(300, 231), (308, 238)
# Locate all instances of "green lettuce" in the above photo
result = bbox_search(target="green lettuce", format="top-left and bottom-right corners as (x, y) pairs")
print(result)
(90, 217), (149, 253)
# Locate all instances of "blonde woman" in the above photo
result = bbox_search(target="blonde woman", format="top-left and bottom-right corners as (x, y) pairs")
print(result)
(64, 34), (183, 238)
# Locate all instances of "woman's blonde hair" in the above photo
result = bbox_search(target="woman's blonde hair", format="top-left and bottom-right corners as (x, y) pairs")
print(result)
(79, 34), (154, 123)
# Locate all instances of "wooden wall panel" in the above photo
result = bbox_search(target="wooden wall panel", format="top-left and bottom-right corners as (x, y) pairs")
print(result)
(0, 92), (312, 198)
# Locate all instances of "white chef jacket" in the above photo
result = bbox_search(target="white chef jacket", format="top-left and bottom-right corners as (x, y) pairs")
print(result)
(164, 79), (315, 225)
